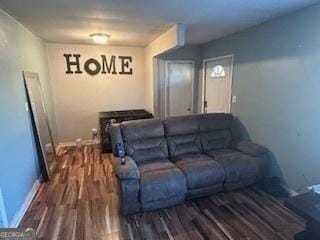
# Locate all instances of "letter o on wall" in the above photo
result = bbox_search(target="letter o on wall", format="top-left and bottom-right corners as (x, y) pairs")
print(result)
(84, 58), (101, 76)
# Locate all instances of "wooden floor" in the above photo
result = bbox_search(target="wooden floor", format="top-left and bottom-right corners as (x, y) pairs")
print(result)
(20, 145), (305, 240)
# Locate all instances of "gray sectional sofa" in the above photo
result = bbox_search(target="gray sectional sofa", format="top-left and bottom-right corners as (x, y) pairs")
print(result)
(110, 113), (270, 215)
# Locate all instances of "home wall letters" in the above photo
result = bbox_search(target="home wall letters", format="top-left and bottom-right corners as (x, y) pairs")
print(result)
(63, 54), (133, 76)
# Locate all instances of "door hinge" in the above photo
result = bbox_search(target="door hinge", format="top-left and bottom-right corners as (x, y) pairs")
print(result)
(204, 101), (208, 113)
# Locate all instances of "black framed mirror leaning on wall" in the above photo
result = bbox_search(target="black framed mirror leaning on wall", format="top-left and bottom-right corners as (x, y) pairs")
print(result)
(23, 71), (56, 180)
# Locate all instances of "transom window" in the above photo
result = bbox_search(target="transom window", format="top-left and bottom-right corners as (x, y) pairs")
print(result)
(210, 65), (226, 78)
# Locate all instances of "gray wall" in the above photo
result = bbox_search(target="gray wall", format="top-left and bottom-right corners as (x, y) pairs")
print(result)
(0, 9), (56, 225)
(201, 4), (320, 191)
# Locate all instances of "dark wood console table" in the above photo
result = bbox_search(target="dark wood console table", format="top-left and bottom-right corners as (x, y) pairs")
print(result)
(284, 191), (320, 240)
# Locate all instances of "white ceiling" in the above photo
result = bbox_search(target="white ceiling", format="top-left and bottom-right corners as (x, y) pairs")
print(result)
(0, 0), (318, 46)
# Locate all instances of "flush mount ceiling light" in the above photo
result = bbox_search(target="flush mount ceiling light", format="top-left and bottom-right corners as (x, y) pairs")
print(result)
(89, 33), (110, 44)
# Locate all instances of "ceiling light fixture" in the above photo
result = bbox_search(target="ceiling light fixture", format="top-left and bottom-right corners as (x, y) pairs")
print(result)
(89, 33), (110, 44)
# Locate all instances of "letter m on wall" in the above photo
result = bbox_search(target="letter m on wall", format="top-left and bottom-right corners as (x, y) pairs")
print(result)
(101, 55), (116, 74)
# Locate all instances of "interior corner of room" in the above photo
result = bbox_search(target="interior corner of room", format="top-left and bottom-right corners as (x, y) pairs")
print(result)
(1, 1), (320, 238)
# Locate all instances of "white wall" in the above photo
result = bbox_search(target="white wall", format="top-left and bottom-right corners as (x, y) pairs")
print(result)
(158, 45), (202, 115)
(144, 24), (185, 114)
(44, 24), (186, 143)
(46, 43), (146, 142)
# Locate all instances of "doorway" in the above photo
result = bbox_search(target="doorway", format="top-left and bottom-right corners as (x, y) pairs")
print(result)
(202, 55), (233, 113)
(164, 60), (195, 118)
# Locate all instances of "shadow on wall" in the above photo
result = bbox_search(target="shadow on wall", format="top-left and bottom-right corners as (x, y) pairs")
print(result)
(234, 117), (284, 183)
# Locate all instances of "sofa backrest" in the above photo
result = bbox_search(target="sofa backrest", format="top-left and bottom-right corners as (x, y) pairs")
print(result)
(110, 113), (237, 161)
(121, 119), (169, 163)
(198, 113), (233, 152)
(164, 115), (202, 159)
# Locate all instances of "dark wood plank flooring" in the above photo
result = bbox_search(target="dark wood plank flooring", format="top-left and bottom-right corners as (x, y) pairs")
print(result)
(20, 145), (305, 240)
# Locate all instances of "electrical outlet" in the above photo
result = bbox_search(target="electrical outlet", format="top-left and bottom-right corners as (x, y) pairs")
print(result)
(75, 138), (83, 148)
(45, 143), (53, 153)
(92, 128), (98, 137)
(232, 96), (237, 103)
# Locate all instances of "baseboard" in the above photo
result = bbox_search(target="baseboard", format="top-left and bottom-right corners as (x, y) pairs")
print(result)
(9, 180), (41, 227)
(280, 183), (299, 197)
(56, 139), (101, 155)
(55, 141), (76, 154)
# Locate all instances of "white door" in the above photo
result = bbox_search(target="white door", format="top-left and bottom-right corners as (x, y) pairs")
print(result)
(203, 55), (233, 113)
(165, 61), (194, 117)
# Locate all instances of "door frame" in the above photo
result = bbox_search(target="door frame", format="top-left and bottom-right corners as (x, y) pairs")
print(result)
(201, 54), (234, 114)
(164, 60), (195, 118)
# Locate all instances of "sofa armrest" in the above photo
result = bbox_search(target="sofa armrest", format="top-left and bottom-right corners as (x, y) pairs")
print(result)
(111, 156), (141, 214)
(235, 141), (268, 157)
(235, 141), (270, 178)
(111, 156), (140, 180)
(110, 123), (124, 157)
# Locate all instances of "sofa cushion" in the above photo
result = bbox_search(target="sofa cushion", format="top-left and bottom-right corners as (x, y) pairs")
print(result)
(121, 119), (169, 163)
(198, 113), (233, 131)
(235, 141), (268, 157)
(198, 113), (233, 152)
(166, 134), (202, 159)
(137, 159), (176, 174)
(164, 115), (199, 136)
(200, 130), (232, 151)
(174, 154), (225, 189)
(124, 138), (168, 163)
(122, 119), (164, 140)
(205, 148), (238, 158)
(214, 151), (260, 183)
(165, 115), (202, 158)
(140, 168), (186, 208)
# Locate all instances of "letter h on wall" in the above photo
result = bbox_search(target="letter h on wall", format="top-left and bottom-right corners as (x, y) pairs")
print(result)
(63, 54), (83, 74)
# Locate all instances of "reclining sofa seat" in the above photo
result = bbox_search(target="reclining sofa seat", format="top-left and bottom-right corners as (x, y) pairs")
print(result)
(198, 114), (262, 190)
(164, 115), (225, 199)
(110, 113), (269, 215)
(111, 119), (186, 214)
